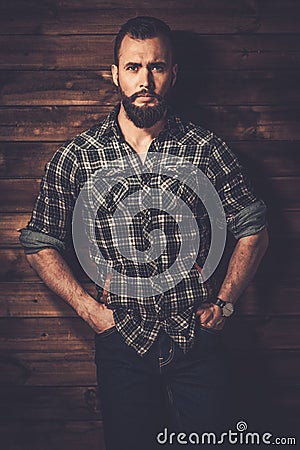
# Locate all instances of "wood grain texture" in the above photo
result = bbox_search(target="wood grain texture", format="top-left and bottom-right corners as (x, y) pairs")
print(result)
(0, 317), (94, 352)
(1, 0), (300, 34)
(0, 282), (97, 317)
(1, 35), (300, 70)
(0, 385), (101, 420)
(0, 421), (105, 450)
(0, 351), (97, 386)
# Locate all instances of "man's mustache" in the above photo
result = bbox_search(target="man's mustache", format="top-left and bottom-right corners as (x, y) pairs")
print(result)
(129, 90), (163, 102)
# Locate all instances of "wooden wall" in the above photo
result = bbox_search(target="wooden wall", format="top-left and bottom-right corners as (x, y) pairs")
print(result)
(0, 1), (299, 448)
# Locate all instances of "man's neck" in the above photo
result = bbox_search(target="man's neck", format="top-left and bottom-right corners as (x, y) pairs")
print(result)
(117, 103), (166, 152)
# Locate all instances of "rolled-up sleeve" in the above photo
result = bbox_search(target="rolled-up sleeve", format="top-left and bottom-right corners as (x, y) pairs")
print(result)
(227, 199), (267, 240)
(19, 228), (65, 254)
(19, 142), (79, 254)
(207, 136), (268, 240)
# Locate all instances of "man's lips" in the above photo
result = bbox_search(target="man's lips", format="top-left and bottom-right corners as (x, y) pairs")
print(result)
(136, 95), (155, 100)
(131, 92), (157, 100)
(134, 94), (157, 102)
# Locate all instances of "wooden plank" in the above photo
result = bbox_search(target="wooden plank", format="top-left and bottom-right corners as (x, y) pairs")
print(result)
(0, 385), (101, 420)
(237, 279), (300, 316)
(0, 70), (116, 107)
(0, 421), (105, 450)
(0, 0), (300, 34)
(186, 106), (300, 142)
(0, 142), (58, 178)
(0, 316), (299, 351)
(0, 179), (40, 212)
(0, 351), (97, 386)
(0, 282), (97, 317)
(0, 247), (88, 282)
(0, 0), (299, 14)
(1, 106), (300, 142)
(1, 35), (300, 70)
(1, 70), (300, 107)
(0, 106), (111, 142)
(0, 213), (31, 246)
(173, 70), (300, 107)
(222, 315), (300, 351)
(232, 141), (300, 178)
(2, 177), (299, 214)
(1, 349), (299, 387)
(1, 141), (299, 179)
(0, 8), (264, 36)
(0, 317), (95, 351)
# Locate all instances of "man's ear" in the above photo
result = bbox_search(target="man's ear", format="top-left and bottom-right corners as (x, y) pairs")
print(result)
(111, 64), (119, 87)
(171, 63), (178, 87)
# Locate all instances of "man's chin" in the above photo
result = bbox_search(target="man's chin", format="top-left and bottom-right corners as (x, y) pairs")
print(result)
(121, 95), (167, 128)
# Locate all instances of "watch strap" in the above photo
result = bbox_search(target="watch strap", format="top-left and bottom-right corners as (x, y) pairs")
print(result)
(213, 298), (227, 308)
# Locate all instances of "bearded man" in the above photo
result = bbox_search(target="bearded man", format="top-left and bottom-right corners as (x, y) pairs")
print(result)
(20, 16), (268, 450)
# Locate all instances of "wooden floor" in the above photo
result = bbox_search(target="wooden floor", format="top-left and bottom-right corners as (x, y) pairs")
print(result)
(0, 1), (300, 448)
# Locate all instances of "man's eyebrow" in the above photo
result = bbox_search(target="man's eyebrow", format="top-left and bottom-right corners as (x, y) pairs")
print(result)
(124, 62), (142, 68)
(148, 61), (167, 66)
(123, 61), (168, 68)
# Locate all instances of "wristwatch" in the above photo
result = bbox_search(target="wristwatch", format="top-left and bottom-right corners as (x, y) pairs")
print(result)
(213, 298), (234, 318)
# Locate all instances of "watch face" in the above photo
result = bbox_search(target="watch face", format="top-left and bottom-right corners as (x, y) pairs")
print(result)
(223, 302), (234, 317)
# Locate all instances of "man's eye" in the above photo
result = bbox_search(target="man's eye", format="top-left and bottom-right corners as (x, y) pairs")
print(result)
(127, 65), (138, 71)
(152, 66), (164, 72)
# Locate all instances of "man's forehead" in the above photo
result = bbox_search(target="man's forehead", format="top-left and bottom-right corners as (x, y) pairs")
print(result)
(118, 34), (171, 62)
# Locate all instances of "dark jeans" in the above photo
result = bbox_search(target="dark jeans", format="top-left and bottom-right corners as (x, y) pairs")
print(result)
(95, 322), (234, 450)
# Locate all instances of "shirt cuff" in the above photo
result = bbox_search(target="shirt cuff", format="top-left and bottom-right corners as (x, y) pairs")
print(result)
(19, 229), (65, 254)
(228, 199), (268, 240)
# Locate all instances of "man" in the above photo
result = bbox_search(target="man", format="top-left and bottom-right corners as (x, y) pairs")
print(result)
(20, 16), (268, 450)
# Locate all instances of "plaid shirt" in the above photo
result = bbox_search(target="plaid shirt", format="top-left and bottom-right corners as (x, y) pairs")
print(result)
(20, 104), (266, 356)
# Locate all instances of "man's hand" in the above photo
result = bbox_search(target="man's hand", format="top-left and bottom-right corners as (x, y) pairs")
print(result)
(195, 303), (226, 331)
(82, 299), (116, 334)
(26, 248), (116, 334)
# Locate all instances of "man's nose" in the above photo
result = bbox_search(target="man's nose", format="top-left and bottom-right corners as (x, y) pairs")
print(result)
(139, 68), (155, 90)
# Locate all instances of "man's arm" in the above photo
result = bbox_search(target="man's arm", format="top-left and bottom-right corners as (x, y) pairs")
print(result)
(196, 227), (269, 329)
(26, 248), (115, 333)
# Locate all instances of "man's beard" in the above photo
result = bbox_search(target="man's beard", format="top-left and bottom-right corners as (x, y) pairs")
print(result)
(120, 87), (168, 129)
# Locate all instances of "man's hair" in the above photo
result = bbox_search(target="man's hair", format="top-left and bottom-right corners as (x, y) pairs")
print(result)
(114, 16), (174, 66)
